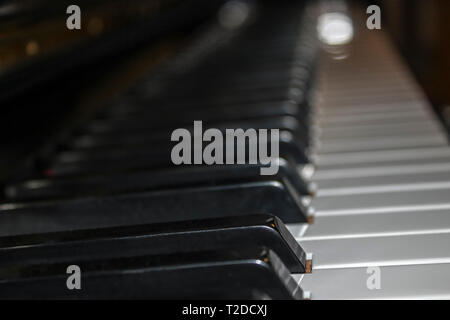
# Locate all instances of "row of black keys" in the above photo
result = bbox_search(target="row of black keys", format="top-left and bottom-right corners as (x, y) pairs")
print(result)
(0, 3), (316, 299)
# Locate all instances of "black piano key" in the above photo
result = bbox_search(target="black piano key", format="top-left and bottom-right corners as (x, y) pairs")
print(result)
(68, 123), (307, 153)
(0, 214), (309, 273)
(0, 247), (303, 299)
(134, 78), (305, 106)
(118, 87), (306, 114)
(95, 99), (307, 131)
(0, 180), (310, 237)
(75, 115), (308, 149)
(79, 115), (307, 140)
(71, 112), (308, 142)
(104, 97), (301, 118)
(45, 144), (308, 177)
(44, 130), (309, 178)
(126, 70), (311, 111)
(6, 158), (313, 201)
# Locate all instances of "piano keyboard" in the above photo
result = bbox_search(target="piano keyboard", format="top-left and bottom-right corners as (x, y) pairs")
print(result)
(0, 1), (449, 300)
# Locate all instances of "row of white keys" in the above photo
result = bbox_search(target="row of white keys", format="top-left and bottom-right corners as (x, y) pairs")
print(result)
(291, 21), (450, 299)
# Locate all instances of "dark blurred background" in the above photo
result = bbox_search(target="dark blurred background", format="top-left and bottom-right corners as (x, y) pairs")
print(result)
(379, 0), (450, 122)
(0, 0), (449, 180)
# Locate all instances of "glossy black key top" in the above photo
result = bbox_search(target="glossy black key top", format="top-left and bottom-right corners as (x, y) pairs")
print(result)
(95, 99), (306, 131)
(46, 132), (309, 177)
(0, 180), (310, 237)
(0, 214), (309, 273)
(127, 76), (307, 109)
(79, 115), (307, 141)
(6, 158), (314, 201)
(0, 247), (304, 299)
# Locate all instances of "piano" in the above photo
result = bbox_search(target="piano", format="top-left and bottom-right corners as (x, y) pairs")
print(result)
(0, 0), (449, 300)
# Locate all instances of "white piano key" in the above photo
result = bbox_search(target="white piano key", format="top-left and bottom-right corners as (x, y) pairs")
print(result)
(318, 101), (427, 116)
(287, 206), (450, 241)
(316, 147), (450, 168)
(320, 87), (420, 101)
(321, 95), (426, 109)
(294, 263), (450, 299)
(322, 93), (423, 105)
(313, 187), (450, 216)
(316, 109), (432, 126)
(316, 168), (450, 192)
(318, 156), (450, 171)
(317, 113), (436, 130)
(316, 134), (447, 154)
(318, 182), (450, 197)
(319, 122), (444, 140)
(314, 162), (450, 180)
(298, 233), (450, 270)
